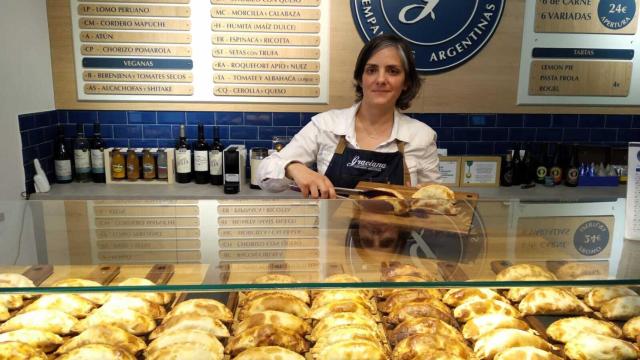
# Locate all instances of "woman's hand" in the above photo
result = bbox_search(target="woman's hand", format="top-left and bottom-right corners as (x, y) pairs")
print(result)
(286, 163), (337, 199)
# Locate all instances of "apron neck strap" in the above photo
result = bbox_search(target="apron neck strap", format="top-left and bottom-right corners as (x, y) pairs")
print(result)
(335, 135), (348, 155)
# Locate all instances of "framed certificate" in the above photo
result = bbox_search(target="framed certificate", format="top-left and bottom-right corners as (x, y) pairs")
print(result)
(460, 156), (501, 187)
(438, 156), (461, 186)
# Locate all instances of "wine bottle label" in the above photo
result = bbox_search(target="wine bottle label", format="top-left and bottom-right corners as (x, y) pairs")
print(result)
(90, 149), (104, 173)
(194, 150), (208, 171)
(550, 166), (562, 181)
(176, 149), (191, 173)
(536, 166), (547, 180)
(112, 164), (124, 174)
(74, 149), (91, 173)
(209, 150), (222, 175)
(567, 168), (579, 183)
(225, 173), (239, 182)
(143, 163), (155, 173)
(55, 160), (72, 180)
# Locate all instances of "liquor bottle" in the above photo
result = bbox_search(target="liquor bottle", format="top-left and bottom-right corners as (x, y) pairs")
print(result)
(157, 149), (168, 180)
(142, 149), (156, 180)
(90, 121), (106, 183)
(73, 123), (91, 182)
(565, 145), (579, 187)
(110, 148), (125, 180)
(54, 124), (72, 184)
(500, 153), (513, 187)
(209, 126), (223, 185)
(549, 144), (563, 185)
(511, 145), (522, 186)
(126, 149), (140, 181)
(175, 124), (192, 183)
(534, 143), (548, 184)
(520, 143), (532, 185)
(193, 123), (210, 184)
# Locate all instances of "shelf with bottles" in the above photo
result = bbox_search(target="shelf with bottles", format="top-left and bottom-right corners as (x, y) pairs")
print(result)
(104, 147), (175, 185)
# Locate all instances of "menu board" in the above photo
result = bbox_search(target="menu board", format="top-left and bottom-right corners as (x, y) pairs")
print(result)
(517, 0), (639, 105)
(70, 0), (329, 103)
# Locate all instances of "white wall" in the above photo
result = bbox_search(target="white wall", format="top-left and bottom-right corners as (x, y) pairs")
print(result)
(0, 0), (55, 200)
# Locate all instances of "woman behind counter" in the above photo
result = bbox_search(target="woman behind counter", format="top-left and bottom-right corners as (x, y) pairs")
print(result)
(258, 34), (441, 199)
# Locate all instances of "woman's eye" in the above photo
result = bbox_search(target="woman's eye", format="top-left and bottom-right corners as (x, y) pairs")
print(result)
(365, 67), (376, 74)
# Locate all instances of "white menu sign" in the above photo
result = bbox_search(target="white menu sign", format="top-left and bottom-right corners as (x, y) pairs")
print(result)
(625, 142), (640, 240)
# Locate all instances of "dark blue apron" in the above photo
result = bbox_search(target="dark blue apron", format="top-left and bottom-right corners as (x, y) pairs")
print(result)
(324, 135), (410, 188)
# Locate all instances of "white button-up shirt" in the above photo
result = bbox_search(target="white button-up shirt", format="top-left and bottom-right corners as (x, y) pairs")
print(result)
(258, 103), (441, 192)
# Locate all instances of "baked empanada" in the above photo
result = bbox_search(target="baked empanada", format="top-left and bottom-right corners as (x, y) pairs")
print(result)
(0, 309), (77, 335)
(19, 294), (94, 318)
(51, 278), (109, 305)
(72, 307), (155, 335)
(564, 333), (640, 360)
(454, 299), (521, 323)
(146, 329), (223, 359)
(315, 339), (387, 360)
(585, 287), (638, 310)
(309, 312), (382, 341)
(313, 290), (376, 312)
(569, 274), (602, 298)
(234, 346), (305, 360)
(388, 316), (464, 345)
(623, 316), (640, 340)
(494, 346), (563, 360)
(0, 304), (8, 322)
(519, 288), (592, 316)
(224, 324), (308, 357)
(496, 264), (556, 281)
(116, 277), (173, 305)
(252, 274), (298, 284)
(243, 289), (311, 306)
(555, 262), (607, 280)
(56, 344), (135, 360)
(411, 184), (458, 215)
(56, 324), (145, 355)
(377, 275), (435, 298)
(443, 288), (508, 307)
(0, 273), (35, 287)
(474, 329), (555, 360)
(0, 341), (46, 360)
(312, 326), (389, 354)
(240, 292), (310, 320)
(232, 310), (310, 336)
(392, 333), (473, 360)
(246, 275), (309, 304)
(600, 295), (640, 320)
(145, 342), (221, 360)
(462, 313), (530, 341)
(381, 261), (437, 281)
(101, 294), (166, 319)
(386, 299), (457, 327)
(149, 313), (229, 340)
(165, 298), (233, 323)
(0, 329), (62, 353)
(0, 284), (23, 309)
(314, 274), (372, 299)
(378, 289), (441, 313)
(308, 299), (372, 320)
(547, 316), (622, 343)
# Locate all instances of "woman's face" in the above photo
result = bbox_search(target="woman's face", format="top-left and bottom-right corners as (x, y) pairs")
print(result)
(360, 46), (407, 109)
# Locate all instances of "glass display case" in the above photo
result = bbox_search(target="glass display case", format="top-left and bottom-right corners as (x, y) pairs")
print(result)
(0, 195), (637, 359)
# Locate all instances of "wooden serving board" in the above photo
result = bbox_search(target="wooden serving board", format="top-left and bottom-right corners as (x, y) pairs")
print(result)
(353, 182), (478, 234)
(22, 265), (53, 286)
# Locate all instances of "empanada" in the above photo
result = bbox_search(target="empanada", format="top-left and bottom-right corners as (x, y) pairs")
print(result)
(224, 324), (308, 357)
(623, 316), (640, 340)
(234, 346), (305, 360)
(519, 288), (592, 316)
(313, 290), (376, 312)
(149, 313), (229, 340)
(19, 294), (94, 318)
(392, 333), (474, 360)
(462, 314), (530, 341)
(240, 292), (310, 319)
(547, 316), (622, 343)
(101, 294), (166, 319)
(232, 310), (310, 336)
(309, 312), (382, 341)
(0, 273), (35, 287)
(0, 304), (8, 322)
(51, 278), (109, 305)
(315, 339), (387, 360)
(377, 275), (436, 298)
(494, 346), (563, 360)
(496, 264), (556, 281)
(166, 298), (233, 323)
(378, 289), (441, 313)
(0, 329), (62, 353)
(56, 324), (145, 355)
(252, 274), (298, 284)
(585, 287), (638, 310)
(564, 333), (640, 360)
(146, 329), (223, 359)
(411, 184), (457, 215)
(308, 299), (372, 320)
(555, 262), (607, 280)
(312, 326), (389, 354)
(56, 344), (135, 360)
(0, 309), (77, 335)
(116, 277), (173, 305)
(386, 299), (457, 327)
(388, 316), (464, 345)
(381, 261), (436, 281)
(454, 299), (521, 323)
(474, 329), (555, 360)
(0, 284), (23, 309)
(72, 307), (155, 335)
(443, 288), (507, 307)
(0, 341), (46, 360)
(600, 296), (640, 320)
(314, 274), (372, 299)
(145, 342), (221, 360)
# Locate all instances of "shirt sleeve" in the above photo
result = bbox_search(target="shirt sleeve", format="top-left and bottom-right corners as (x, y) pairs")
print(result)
(416, 131), (441, 184)
(257, 120), (321, 192)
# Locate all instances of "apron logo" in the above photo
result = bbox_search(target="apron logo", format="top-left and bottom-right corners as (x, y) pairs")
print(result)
(346, 156), (387, 171)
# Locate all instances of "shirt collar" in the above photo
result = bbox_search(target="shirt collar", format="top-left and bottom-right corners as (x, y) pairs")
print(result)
(337, 103), (410, 145)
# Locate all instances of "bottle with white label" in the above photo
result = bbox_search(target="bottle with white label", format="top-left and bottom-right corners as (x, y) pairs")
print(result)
(90, 121), (106, 183)
(54, 124), (72, 184)
(209, 126), (223, 185)
(73, 123), (91, 182)
(175, 124), (192, 183)
(194, 123), (209, 184)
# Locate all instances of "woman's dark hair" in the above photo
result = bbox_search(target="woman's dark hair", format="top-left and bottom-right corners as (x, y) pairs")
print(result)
(353, 34), (422, 110)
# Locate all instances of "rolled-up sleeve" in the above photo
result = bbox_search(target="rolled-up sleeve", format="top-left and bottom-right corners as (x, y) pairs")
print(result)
(257, 120), (321, 192)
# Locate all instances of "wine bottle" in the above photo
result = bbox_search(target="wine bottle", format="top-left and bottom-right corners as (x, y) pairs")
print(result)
(54, 124), (72, 184)
(209, 126), (223, 185)
(90, 121), (106, 183)
(565, 145), (579, 187)
(500, 153), (513, 187)
(511, 145), (522, 186)
(193, 123), (210, 184)
(520, 143), (532, 185)
(534, 143), (548, 184)
(73, 123), (91, 182)
(549, 143), (563, 185)
(175, 124), (192, 183)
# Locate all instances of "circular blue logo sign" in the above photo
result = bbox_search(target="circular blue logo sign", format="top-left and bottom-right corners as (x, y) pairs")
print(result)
(573, 220), (609, 256)
(598, 0), (636, 30)
(351, 0), (505, 73)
